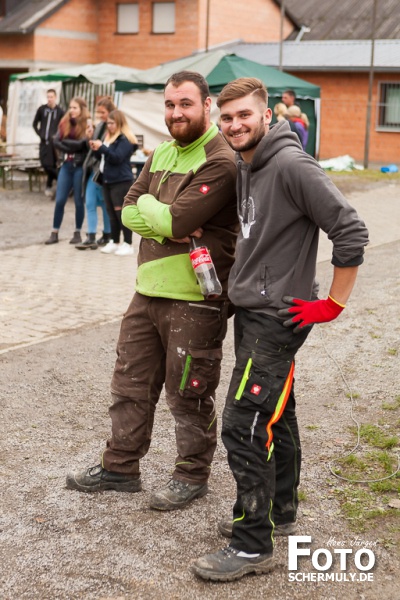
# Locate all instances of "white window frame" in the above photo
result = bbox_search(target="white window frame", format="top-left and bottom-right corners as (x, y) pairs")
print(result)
(152, 2), (175, 34)
(376, 82), (400, 132)
(117, 3), (139, 34)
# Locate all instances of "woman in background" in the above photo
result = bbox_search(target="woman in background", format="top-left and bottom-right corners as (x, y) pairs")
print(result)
(76, 96), (116, 250)
(45, 97), (90, 245)
(287, 105), (309, 151)
(90, 110), (138, 256)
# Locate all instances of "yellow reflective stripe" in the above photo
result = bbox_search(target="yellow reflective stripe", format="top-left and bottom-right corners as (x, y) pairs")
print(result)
(235, 357), (253, 400)
(269, 499), (276, 546)
(267, 440), (274, 460)
(179, 354), (192, 391)
(233, 509), (245, 524)
(208, 415), (216, 430)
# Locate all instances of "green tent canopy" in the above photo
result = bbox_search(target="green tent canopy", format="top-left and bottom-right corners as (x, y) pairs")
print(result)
(114, 51), (320, 99)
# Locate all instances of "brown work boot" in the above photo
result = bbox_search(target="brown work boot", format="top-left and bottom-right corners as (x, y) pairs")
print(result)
(69, 231), (82, 244)
(149, 479), (208, 510)
(44, 231), (58, 245)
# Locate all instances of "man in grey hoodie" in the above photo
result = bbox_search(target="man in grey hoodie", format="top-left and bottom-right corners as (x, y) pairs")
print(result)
(192, 78), (369, 582)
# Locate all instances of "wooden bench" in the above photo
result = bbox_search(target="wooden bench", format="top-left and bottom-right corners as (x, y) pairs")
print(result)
(0, 156), (45, 191)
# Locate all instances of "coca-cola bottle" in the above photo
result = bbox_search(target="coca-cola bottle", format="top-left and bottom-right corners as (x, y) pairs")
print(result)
(189, 237), (222, 299)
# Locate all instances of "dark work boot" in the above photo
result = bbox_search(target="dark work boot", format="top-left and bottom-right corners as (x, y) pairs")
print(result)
(66, 464), (142, 493)
(218, 517), (297, 538)
(96, 232), (111, 246)
(69, 231), (82, 244)
(75, 233), (98, 250)
(45, 231), (58, 245)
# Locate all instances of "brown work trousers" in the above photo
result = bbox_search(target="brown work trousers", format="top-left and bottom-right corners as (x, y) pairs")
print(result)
(102, 293), (229, 484)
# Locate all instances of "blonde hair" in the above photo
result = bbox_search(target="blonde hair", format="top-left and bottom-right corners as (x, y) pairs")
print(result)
(287, 105), (309, 129)
(105, 110), (138, 145)
(274, 102), (288, 121)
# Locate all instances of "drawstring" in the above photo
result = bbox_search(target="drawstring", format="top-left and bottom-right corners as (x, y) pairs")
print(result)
(237, 161), (252, 225)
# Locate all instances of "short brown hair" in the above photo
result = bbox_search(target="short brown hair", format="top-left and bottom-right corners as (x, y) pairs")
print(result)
(217, 77), (268, 108)
(164, 71), (210, 103)
(97, 95), (116, 113)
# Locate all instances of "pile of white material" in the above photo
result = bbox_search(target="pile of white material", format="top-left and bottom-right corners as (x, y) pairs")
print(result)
(319, 154), (364, 171)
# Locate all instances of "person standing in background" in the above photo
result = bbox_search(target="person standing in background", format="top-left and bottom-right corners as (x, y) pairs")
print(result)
(33, 89), (64, 198)
(281, 89), (297, 109)
(44, 97), (90, 246)
(89, 109), (138, 256)
(287, 105), (310, 151)
(76, 96), (116, 250)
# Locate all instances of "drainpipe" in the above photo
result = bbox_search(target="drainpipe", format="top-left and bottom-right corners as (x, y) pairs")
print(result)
(295, 25), (311, 42)
(279, 0), (285, 71)
(205, 0), (210, 52)
(363, 0), (378, 169)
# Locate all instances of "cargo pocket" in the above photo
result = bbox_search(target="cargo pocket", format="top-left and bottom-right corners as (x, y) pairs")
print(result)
(179, 347), (223, 399)
(234, 356), (285, 412)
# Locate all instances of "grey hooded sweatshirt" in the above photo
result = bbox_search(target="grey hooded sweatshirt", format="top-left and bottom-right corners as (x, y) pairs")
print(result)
(228, 120), (369, 318)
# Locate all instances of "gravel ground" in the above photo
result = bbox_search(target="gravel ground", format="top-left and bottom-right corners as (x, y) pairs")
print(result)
(0, 175), (399, 599)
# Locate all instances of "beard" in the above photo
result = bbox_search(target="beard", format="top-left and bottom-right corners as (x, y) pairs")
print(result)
(166, 110), (208, 145)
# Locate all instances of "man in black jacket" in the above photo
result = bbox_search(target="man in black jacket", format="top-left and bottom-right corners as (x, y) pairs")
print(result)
(32, 89), (64, 197)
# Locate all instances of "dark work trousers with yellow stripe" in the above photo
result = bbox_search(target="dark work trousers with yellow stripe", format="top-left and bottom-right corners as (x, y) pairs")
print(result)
(103, 293), (229, 484)
(221, 307), (311, 555)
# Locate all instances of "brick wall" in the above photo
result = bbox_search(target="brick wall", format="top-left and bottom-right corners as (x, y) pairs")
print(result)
(33, 0), (99, 63)
(294, 71), (400, 164)
(97, 0), (293, 69)
(202, 0), (293, 49)
(0, 35), (34, 60)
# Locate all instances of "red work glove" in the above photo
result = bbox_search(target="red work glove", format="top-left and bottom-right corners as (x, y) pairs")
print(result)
(278, 295), (345, 334)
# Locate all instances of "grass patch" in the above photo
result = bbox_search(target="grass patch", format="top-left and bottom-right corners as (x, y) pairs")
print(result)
(329, 169), (400, 182)
(298, 490), (308, 502)
(352, 424), (399, 449)
(382, 396), (400, 411)
(332, 450), (399, 533)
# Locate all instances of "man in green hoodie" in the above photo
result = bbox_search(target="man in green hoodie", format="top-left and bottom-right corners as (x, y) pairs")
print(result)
(192, 77), (369, 582)
(66, 71), (238, 511)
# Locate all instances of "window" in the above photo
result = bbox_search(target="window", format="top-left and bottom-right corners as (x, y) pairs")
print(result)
(152, 2), (175, 34)
(117, 3), (139, 34)
(377, 83), (400, 131)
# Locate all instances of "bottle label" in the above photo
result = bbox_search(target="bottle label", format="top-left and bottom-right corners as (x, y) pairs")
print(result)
(189, 247), (212, 269)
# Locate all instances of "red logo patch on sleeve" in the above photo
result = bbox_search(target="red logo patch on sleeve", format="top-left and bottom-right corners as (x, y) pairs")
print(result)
(250, 384), (262, 396)
(199, 184), (210, 195)
(191, 379), (200, 388)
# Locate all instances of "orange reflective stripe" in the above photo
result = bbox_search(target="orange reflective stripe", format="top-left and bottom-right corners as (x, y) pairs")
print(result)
(265, 361), (295, 452)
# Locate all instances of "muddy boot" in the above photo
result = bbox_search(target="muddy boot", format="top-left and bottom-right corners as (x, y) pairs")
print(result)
(45, 231), (58, 245)
(69, 231), (82, 244)
(75, 233), (98, 250)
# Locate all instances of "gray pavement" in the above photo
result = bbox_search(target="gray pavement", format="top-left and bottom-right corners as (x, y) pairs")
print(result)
(0, 180), (399, 354)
